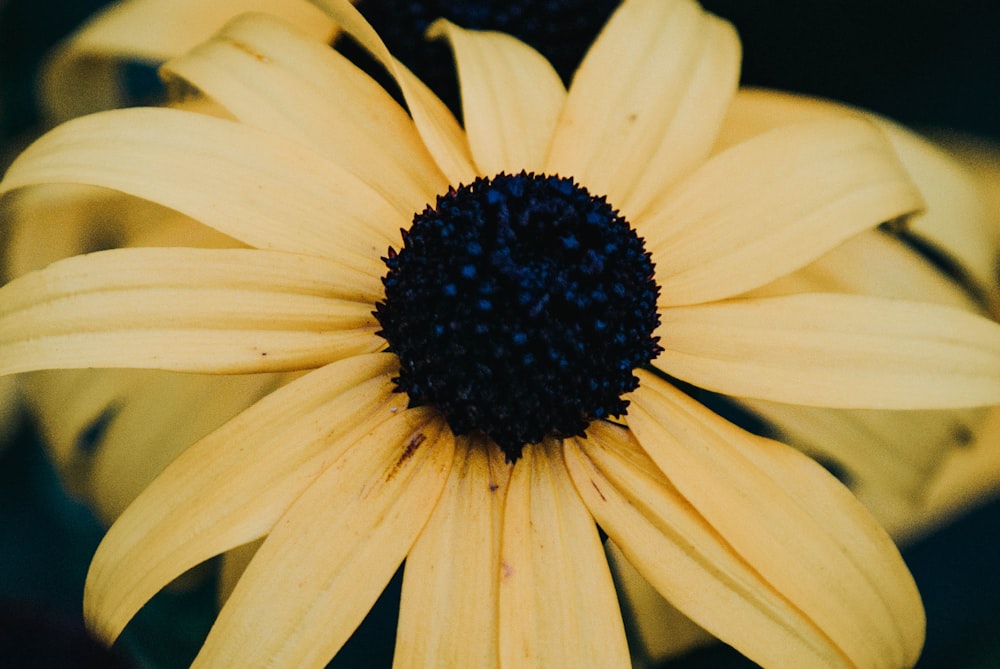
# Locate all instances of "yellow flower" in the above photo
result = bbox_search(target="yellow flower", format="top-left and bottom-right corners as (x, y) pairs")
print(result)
(3, 0), (1000, 666)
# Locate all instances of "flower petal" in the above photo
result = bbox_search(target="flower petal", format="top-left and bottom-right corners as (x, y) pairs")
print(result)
(192, 408), (455, 667)
(498, 441), (630, 668)
(0, 247), (383, 375)
(646, 118), (923, 306)
(427, 19), (566, 175)
(564, 428), (843, 667)
(394, 436), (511, 669)
(161, 12), (446, 215)
(26, 368), (284, 524)
(655, 293), (1000, 408)
(1, 107), (404, 261)
(627, 375), (925, 667)
(310, 0), (477, 185)
(572, 387), (926, 668)
(738, 398), (984, 503)
(84, 354), (404, 643)
(718, 88), (1000, 301)
(38, 0), (334, 121)
(546, 0), (739, 216)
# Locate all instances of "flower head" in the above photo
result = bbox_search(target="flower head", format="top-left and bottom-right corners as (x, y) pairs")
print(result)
(3, 0), (1000, 667)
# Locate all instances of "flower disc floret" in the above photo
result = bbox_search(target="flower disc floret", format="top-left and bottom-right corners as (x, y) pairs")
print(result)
(375, 171), (662, 460)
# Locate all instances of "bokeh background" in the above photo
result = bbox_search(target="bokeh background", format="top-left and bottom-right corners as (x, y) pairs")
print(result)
(1, 0), (999, 667)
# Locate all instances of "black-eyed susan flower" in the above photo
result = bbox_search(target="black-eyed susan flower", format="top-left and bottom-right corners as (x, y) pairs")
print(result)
(4, 0), (1000, 666)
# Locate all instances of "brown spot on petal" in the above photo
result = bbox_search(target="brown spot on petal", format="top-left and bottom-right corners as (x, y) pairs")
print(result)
(590, 479), (607, 502)
(224, 37), (271, 64)
(386, 431), (426, 481)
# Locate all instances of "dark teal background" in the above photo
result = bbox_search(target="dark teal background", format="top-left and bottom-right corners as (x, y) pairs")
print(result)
(1, 1), (999, 667)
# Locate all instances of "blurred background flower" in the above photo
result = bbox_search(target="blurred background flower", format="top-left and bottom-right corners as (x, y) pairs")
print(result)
(1, 0), (998, 667)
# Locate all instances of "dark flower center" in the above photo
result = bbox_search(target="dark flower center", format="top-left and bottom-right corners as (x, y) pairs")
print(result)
(374, 172), (661, 461)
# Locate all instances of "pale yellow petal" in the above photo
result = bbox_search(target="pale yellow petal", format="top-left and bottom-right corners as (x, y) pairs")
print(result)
(655, 293), (1000, 408)
(394, 436), (511, 669)
(645, 118), (923, 306)
(161, 12), (446, 215)
(718, 88), (1000, 305)
(1, 107), (403, 263)
(746, 228), (980, 312)
(604, 541), (714, 662)
(0, 248), (383, 375)
(25, 368), (284, 524)
(39, 0), (335, 121)
(310, 0), (477, 184)
(498, 441), (630, 669)
(739, 399), (984, 502)
(546, 0), (739, 216)
(84, 354), (404, 642)
(564, 428), (844, 667)
(627, 375), (924, 667)
(427, 19), (566, 175)
(192, 409), (455, 668)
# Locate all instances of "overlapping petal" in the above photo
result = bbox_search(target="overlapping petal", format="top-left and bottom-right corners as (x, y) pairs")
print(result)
(498, 441), (630, 668)
(717, 88), (1000, 305)
(84, 354), (403, 642)
(0, 248), (384, 375)
(646, 118), (923, 306)
(626, 374), (924, 667)
(656, 293), (1000, 408)
(310, 0), (477, 185)
(564, 426), (844, 667)
(192, 408), (454, 667)
(39, 0), (334, 121)
(0, 107), (403, 263)
(26, 368), (284, 523)
(428, 20), (566, 175)
(161, 12), (446, 215)
(546, 0), (739, 216)
(394, 436), (510, 668)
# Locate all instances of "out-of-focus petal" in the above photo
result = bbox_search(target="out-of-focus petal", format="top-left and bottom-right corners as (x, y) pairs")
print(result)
(39, 0), (334, 121)
(717, 88), (1000, 308)
(428, 19), (565, 175)
(394, 436), (510, 669)
(192, 409), (454, 668)
(645, 118), (922, 306)
(499, 441), (630, 668)
(84, 354), (405, 643)
(27, 368), (285, 524)
(310, 0), (477, 184)
(161, 12), (446, 215)
(655, 293), (1000, 408)
(0, 248), (383, 375)
(546, 0), (739, 216)
(1, 108), (404, 263)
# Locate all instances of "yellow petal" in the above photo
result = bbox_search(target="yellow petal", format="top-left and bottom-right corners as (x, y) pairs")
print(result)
(746, 229), (980, 312)
(546, 0), (739, 216)
(655, 293), (1000, 408)
(427, 19), (566, 175)
(26, 368), (285, 524)
(394, 436), (511, 669)
(192, 409), (455, 668)
(564, 427), (843, 667)
(627, 375), (924, 667)
(161, 12), (446, 215)
(310, 0), (477, 184)
(1, 107), (403, 262)
(38, 0), (335, 122)
(498, 441), (630, 668)
(718, 88), (1000, 306)
(738, 398), (984, 502)
(84, 354), (404, 642)
(645, 118), (923, 306)
(0, 248), (383, 375)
